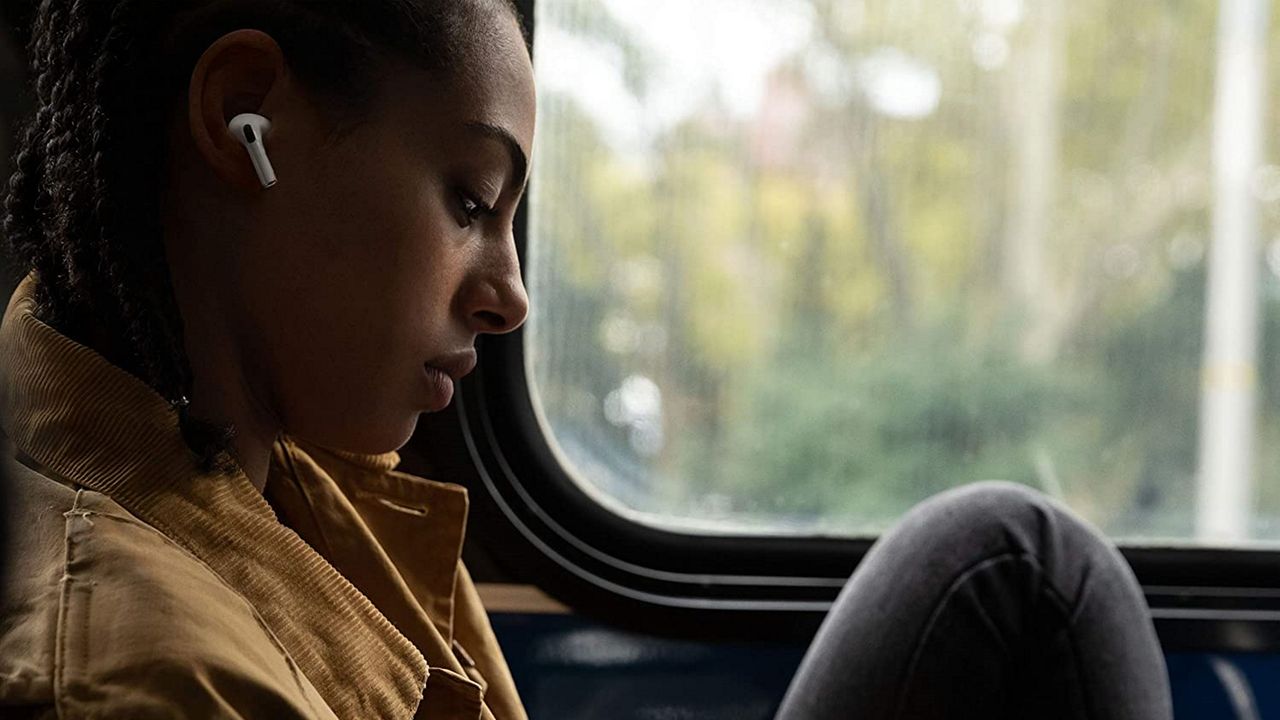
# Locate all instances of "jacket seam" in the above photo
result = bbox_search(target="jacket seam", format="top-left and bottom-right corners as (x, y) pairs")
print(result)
(52, 489), (83, 720)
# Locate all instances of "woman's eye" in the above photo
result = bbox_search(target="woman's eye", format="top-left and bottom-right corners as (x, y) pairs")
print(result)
(457, 192), (493, 227)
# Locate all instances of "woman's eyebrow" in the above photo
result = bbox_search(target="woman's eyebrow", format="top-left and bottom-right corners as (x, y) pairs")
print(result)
(464, 121), (529, 192)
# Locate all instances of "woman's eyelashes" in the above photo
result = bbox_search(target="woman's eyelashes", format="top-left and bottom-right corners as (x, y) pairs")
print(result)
(456, 190), (497, 228)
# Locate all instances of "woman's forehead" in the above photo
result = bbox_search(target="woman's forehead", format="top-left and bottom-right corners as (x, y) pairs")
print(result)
(383, 40), (535, 166)
(453, 17), (536, 156)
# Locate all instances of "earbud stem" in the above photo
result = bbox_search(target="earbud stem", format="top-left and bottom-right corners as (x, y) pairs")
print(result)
(246, 140), (277, 188)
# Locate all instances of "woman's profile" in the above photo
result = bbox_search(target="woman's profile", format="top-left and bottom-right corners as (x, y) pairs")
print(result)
(0, 1), (1172, 718)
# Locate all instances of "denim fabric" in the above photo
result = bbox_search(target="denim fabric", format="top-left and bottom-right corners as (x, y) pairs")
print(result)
(777, 481), (1172, 720)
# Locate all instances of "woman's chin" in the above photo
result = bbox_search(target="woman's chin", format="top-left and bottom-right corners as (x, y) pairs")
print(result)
(288, 413), (421, 456)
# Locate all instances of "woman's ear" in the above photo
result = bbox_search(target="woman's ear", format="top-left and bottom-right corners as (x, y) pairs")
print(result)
(187, 29), (286, 191)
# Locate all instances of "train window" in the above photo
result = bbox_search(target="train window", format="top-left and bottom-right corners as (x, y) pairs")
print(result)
(522, 0), (1280, 544)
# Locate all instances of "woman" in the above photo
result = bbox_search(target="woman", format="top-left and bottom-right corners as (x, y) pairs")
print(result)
(0, 1), (1171, 718)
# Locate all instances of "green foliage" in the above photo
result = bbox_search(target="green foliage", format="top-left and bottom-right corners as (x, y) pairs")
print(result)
(710, 320), (1067, 531)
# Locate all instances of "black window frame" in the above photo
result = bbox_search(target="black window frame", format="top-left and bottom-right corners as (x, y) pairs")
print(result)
(401, 0), (1280, 653)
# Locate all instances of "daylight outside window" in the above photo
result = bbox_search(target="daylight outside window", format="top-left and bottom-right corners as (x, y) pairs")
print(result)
(524, 0), (1280, 544)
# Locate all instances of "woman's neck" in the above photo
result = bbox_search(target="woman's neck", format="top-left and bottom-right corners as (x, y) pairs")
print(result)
(184, 338), (281, 493)
(165, 281), (281, 492)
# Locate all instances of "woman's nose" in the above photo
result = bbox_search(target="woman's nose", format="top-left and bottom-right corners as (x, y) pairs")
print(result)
(467, 258), (529, 335)
(471, 281), (528, 334)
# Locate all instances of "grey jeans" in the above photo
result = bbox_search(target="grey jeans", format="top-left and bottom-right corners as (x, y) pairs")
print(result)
(776, 481), (1173, 720)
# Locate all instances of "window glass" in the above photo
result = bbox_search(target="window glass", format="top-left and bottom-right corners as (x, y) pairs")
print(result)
(525, 0), (1280, 543)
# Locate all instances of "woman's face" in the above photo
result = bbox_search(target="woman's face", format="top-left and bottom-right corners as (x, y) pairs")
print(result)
(201, 18), (535, 454)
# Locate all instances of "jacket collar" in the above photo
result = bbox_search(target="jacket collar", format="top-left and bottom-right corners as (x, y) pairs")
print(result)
(270, 438), (470, 646)
(0, 276), (430, 718)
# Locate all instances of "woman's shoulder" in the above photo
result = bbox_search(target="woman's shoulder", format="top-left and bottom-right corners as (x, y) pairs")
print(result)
(0, 459), (336, 719)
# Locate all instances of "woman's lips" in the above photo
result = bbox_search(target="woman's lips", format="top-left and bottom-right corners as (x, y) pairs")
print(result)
(421, 349), (477, 411)
(426, 349), (478, 382)
(421, 363), (455, 410)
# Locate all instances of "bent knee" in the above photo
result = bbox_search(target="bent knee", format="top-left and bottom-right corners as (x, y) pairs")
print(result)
(887, 480), (1108, 562)
(910, 480), (1048, 526)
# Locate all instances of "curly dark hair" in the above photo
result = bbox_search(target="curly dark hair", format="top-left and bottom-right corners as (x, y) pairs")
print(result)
(3, 0), (525, 472)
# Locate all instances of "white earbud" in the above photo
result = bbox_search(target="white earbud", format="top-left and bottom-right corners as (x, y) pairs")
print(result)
(228, 113), (277, 188)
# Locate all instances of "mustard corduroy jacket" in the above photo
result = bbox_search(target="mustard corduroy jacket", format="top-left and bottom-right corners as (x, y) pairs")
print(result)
(0, 277), (527, 719)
